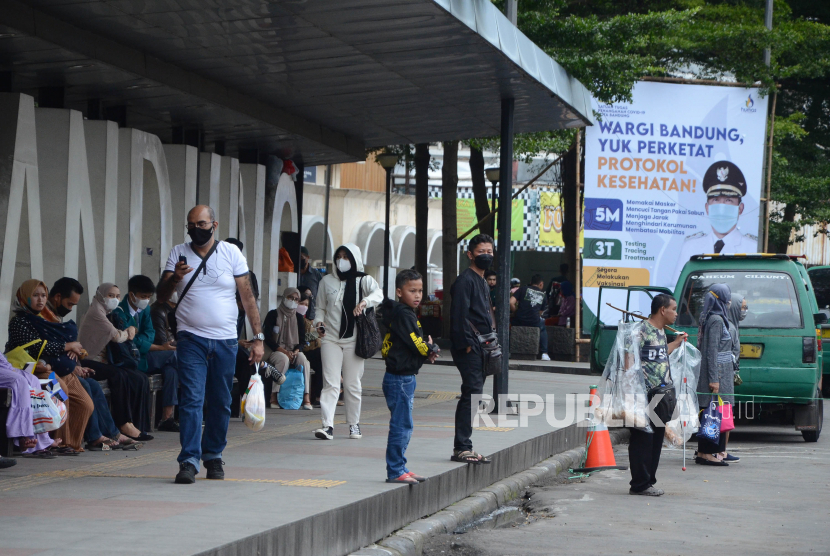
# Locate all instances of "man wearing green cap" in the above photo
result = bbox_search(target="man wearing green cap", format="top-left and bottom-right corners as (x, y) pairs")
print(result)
(672, 160), (758, 283)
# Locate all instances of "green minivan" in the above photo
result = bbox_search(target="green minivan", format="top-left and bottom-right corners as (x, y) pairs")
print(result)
(591, 254), (824, 442)
(806, 265), (830, 397)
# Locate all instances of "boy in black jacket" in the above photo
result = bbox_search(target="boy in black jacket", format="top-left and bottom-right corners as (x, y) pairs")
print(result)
(381, 269), (439, 484)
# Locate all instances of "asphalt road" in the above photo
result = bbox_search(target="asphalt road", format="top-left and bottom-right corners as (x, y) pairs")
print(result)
(423, 422), (829, 556)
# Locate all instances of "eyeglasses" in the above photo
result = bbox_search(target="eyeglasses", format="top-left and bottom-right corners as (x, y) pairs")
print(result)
(185, 220), (214, 231)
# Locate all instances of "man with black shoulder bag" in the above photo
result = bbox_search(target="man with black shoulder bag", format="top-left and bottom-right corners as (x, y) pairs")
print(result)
(157, 205), (264, 485)
(626, 293), (686, 497)
(449, 234), (498, 466)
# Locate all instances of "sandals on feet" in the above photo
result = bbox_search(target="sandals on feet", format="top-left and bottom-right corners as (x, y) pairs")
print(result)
(52, 446), (80, 456)
(116, 438), (142, 450)
(22, 449), (56, 459)
(451, 450), (491, 464)
(386, 473), (419, 485)
(695, 456), (728, 466)
(405, 472), (427, 482)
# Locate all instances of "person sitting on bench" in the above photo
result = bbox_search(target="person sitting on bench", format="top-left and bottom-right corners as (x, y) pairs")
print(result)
(510, 274), (550, 361)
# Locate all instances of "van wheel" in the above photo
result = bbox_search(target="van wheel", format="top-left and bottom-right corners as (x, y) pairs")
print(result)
(802, 389), (823, 443)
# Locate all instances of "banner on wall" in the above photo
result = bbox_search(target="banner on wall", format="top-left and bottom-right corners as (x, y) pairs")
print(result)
(456, 198), (524, 240)
(583, 81), (768, 324)
(537, 190), (584, 249)
(538, 190), (565, 248)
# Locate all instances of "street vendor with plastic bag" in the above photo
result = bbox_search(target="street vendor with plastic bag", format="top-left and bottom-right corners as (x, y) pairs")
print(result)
(625, 294), (688, 497)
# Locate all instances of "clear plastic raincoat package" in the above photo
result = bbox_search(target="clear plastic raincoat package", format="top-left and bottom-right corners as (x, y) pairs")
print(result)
(663, 341), (701, 447)
(595, 321), (652, 433)
(595, 320), (702, 441)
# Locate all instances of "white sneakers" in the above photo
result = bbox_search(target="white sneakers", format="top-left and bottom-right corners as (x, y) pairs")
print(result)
(541, 353), (551, 361)
(313, 425), (362, 439)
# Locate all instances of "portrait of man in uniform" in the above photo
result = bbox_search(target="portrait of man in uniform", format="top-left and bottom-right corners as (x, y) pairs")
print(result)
(672, 160), (759, 284)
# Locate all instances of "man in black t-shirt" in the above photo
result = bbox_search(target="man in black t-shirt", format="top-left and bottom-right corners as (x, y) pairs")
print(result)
(449, 234), (496, 464)
(510, 275), (550, 361)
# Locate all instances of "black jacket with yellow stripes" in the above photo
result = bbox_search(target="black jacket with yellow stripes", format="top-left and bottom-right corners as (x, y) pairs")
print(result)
(381, 299), (434, 375)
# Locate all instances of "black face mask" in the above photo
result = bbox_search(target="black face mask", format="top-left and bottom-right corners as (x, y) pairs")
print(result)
(474, 254), (494, 270)
(54, 300), (71, 317)
(188, 226), (214, 247)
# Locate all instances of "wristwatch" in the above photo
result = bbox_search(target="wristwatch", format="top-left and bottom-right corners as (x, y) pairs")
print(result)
(252, 333), (265, 342)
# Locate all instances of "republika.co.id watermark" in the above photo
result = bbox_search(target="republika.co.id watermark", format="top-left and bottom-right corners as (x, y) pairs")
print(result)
(471, 393), (755, 429)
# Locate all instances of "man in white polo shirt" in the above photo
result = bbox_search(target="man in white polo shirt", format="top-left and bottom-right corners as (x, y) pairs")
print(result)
(157, 205), (264, 484)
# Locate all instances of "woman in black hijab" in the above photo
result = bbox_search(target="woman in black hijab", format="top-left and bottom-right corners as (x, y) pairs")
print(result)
(311, 244), (383, 441)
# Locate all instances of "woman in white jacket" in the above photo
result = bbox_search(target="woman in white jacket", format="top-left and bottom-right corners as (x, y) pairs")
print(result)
(313, 243), (383, 440)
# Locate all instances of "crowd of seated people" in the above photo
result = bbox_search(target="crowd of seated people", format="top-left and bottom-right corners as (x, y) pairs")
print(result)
(1, 243), (329, 468)
(1, 275), (180, 463)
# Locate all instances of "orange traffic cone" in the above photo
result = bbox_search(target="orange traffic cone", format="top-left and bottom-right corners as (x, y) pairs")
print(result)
(572, 386), (628, 473)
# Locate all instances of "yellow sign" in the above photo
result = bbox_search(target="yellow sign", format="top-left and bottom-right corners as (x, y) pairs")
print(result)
(538, 191), (583, 248)
(456, 198), (524, 241)
(739, 344), (763, 359)
(582, 266), (651, 288)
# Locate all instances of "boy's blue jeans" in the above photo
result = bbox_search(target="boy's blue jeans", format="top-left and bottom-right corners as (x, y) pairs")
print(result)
(176, 331), (238, 472)
(382, 372), (416, 479)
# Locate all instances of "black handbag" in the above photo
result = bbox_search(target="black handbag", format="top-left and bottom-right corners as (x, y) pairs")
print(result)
(647, 383), (677, 425)
(467, 319), (503, 377)
(169, 241), (218, 339)
(354, 277), (382, 359)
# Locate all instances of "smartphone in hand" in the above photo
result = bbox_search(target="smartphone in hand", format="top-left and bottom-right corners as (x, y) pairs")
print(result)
(179, 254), (187, 265)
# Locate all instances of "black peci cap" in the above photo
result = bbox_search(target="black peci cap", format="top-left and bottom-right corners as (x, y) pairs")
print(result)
(702, 160), (747, 198)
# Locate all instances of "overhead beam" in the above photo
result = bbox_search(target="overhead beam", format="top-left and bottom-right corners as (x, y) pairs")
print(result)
(0, 0), (365, 160)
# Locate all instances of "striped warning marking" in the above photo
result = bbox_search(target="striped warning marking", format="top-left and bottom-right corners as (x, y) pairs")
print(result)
(280, 479), (347, 488)
(426, 391), (460, 402)
(79, 473), (347, 488)
(360, 422), (455, 428)
(0, 390), (460, 493)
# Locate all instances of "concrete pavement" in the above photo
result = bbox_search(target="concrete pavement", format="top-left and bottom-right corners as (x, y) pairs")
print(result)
(429, 357), (592, 376)
(0, 359), (598, 556)
(422, 423), (829, 555)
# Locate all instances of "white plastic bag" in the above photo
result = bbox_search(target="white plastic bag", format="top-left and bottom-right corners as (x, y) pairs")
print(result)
(595, 321), (652, 432)
(30, 388), (62, 434)
(241, 366), (266, 431)
(664, 341), (701, 447)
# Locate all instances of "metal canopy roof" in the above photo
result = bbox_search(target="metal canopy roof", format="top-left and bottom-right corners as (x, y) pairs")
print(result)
(0, 0), (593, 166)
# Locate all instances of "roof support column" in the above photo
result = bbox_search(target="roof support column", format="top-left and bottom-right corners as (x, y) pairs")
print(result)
(493, 97), (514, 414)
(383, 164), (392, 298)
(414, 143), (429, 286)
(322, 164), (332, 266)
(295, 162), (304, 286)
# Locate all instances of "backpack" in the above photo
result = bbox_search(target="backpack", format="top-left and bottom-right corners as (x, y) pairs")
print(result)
(277, 365), (305, 410)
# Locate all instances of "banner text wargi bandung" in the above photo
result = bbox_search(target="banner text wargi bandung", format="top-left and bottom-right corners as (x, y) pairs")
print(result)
(581, 81), (768, 325)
